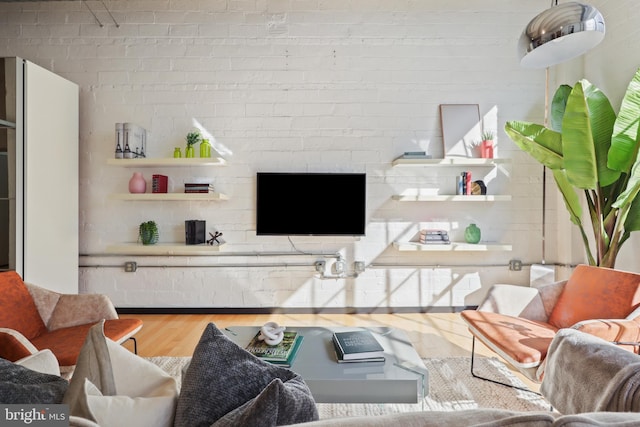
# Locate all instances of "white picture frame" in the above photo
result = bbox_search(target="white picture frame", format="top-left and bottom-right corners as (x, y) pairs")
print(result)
(439, 104), (482, 158)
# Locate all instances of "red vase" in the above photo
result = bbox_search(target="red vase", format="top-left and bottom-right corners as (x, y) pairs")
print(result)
(128, 172), (146, 193)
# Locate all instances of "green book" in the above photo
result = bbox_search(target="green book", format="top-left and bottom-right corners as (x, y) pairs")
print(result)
(245, 331), (302, 366)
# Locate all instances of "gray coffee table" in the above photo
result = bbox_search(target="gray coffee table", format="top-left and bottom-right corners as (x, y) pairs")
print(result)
(223, 326), (428, 404)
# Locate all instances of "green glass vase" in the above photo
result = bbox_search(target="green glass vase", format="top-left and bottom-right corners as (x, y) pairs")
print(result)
(464, 223), (481, 244)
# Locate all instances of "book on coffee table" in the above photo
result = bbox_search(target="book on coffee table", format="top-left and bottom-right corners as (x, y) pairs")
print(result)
(245, 330), (303, 367)
(332, 330), (385, 361)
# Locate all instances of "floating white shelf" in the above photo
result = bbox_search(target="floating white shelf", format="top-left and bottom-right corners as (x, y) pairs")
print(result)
(393, 241), (512, 252)
(110, 192), (229, 201)
(106, 243), (226, 255)
(391, 195), (511, 202)
(391, 158), (510, 167)
(107, 157), (226, 167)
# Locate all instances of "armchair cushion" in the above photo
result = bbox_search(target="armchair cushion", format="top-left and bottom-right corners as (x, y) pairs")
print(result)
(0, 271), (48, 340)
(548, 266), (640, 329)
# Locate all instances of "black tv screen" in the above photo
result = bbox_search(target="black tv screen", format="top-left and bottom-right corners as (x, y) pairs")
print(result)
(256, 172), (366, 236)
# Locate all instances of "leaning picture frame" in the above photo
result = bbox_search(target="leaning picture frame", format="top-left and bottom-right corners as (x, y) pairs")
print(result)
(439, 104), (482, 158)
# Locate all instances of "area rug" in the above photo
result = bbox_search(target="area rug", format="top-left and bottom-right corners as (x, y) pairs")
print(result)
(145, 356), (550, 418)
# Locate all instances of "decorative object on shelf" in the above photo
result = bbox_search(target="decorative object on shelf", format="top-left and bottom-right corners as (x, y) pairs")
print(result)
(471, 180), (487, 195)
(128, 172), (146, 193)
(151, 174), (168, 193)
(138, 220), (159, 245)
(464, 223), (481, 244)
(207, 231), (224, 246)
(121, 123), (147, 158)
(173, 147), (182, 158)
(185, 130), (201, 158)
(185, 220), (206, 245)
(505, 68), (640, 268)
(440, 104), (482, 158)
(114, 123), (124, 159)
(418, 229), (450, 245)
(480, 131), (494, 159)
(258, 322), (286, 346)
(457, 171), (472, 195)
(199, 138), (212, 158)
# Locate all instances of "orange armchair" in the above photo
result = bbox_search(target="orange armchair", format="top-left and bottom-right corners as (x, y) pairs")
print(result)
(0, 271), (142, 374)
(461, 264), (640, 384)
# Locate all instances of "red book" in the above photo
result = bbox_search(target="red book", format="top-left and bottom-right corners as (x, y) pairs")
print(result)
(465, 171), (472, 195)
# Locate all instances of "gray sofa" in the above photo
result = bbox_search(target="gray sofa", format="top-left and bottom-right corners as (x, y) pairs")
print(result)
(4, 328), (640, 426)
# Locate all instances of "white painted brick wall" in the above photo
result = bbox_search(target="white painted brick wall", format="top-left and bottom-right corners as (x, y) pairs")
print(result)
(1, 0), (637, 309)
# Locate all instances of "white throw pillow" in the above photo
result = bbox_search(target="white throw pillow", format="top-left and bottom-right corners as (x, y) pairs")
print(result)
(63, 321), (178, 427)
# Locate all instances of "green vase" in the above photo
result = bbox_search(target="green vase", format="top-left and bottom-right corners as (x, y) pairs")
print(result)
(185, 146), (195, 158)
(200, 139), (211, 158)
(173, 147), (182, 158)
(464, 223), (481, 244)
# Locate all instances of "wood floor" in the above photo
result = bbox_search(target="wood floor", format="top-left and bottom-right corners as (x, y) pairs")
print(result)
(119, 312), (539, 391)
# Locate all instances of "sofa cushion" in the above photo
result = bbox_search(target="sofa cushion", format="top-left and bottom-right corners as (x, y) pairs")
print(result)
(174, 323), (318, 427)
(461, 310), (558, 367)
(548, 265), (640, 329)
(0, 356), (68, 403)
(296, 409), (557, 427)
(30, 318), (144, 366)
(0, 271), (47, 340)
(64, 321), (178, 427)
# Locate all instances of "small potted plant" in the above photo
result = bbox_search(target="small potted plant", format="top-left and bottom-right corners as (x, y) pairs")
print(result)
(138, 220), (159, 245)
(185, 131), (201, 158)
(481, 130), (495, 159)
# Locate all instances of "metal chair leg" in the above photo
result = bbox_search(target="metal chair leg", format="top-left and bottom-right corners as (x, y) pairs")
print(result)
(128, 337), (138, 354)
(470, 336), (541, 396)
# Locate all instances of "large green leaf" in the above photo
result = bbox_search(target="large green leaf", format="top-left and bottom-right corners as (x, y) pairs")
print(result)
(610, 68), (640, 172)
(583, 82), (619, 187)
(552, 169), (583, 225)
(504, 121), (563, 170)
(613, 152), (640, 210)
(561, 80), (617, 189)
(550, 85), (572, 132)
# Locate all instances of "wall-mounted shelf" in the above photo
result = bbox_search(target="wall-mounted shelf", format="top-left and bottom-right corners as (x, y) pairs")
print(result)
(110, 192), (229, 201)
(106, 243), (225, 255)
(392, 158), (510, 167)
(392, 195), (511, 202)
(107, 157), (226, 167)
(393, 241), (512, 252)
(0, 118), (16, 129)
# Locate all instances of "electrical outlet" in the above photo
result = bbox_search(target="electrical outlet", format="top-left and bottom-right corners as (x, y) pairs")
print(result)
(509, 259), (522, 271)
(314, 260), (326, 272)
(124, 261), (137, 272)
(333, 260), (345, 274)
(354, 261), (365, 273)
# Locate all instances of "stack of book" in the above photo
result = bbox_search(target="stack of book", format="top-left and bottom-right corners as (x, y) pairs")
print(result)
(152, 174), (168, 193)
(395, 151), (431, 160)
(184, 183), (215, 193)
(419, 229), (450, 245)
(332, 329), (385, 363)
(245, 330), (303, 368)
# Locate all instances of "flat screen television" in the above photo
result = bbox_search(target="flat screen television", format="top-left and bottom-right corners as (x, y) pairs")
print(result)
(256, 172), (366, 236)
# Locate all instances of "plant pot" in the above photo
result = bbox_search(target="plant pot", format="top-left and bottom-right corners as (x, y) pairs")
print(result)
(481, 140), (494, 159)
(139, 221), (159, 245)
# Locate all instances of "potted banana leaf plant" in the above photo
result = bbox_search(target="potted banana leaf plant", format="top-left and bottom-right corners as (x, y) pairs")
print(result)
(505, 68), (640, 268)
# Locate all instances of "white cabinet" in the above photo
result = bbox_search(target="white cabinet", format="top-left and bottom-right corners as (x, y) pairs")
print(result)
(391, 157), (512, 252)
(0, 57), (79, 293)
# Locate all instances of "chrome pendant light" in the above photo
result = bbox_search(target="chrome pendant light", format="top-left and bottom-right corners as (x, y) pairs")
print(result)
(519, 1), (605, 69)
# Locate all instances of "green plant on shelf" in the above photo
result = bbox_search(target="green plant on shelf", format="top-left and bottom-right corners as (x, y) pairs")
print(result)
(185, 131), (201, 158)
(138, 220), (159, 245)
